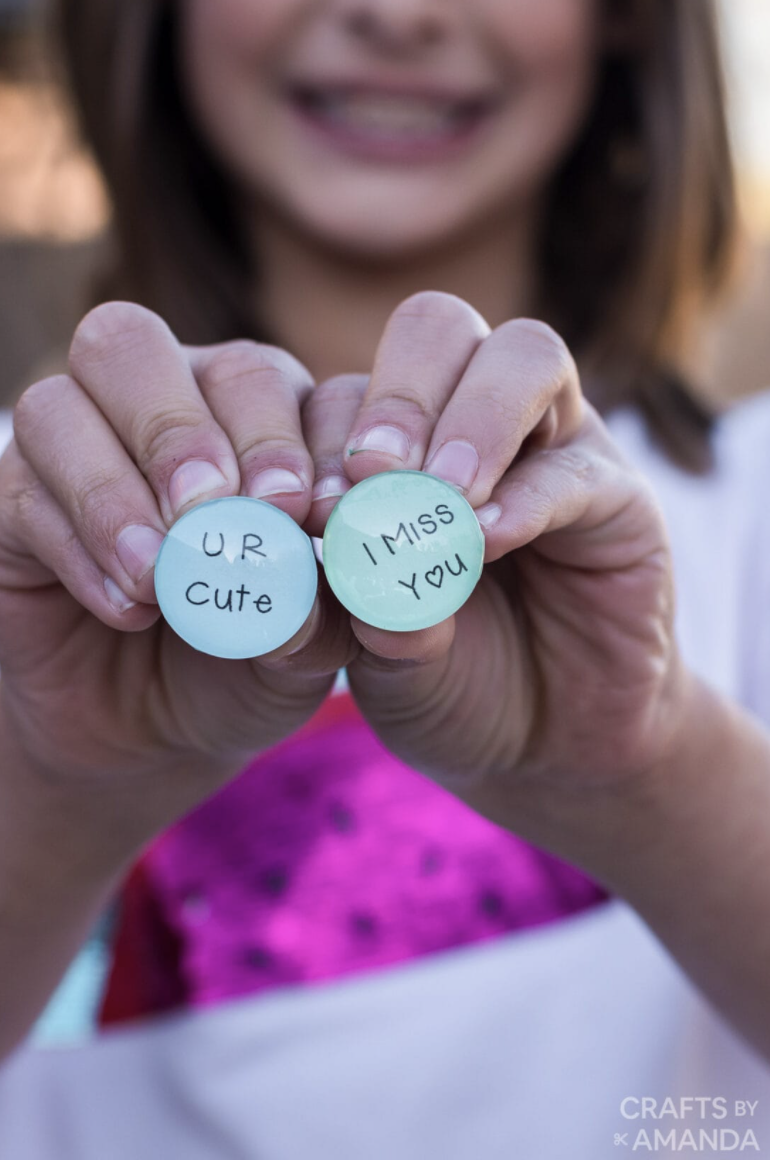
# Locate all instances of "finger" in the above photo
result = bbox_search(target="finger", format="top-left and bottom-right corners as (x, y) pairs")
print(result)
(257, 569), (361, 676)
(301, 373), (367, 537)
(343, 292), (490, 481)
(475, 407), (657, 569)
(349, 614), (455, 665)
(68, 302), (240, 525)
(423, 319), (585, 507)
(2, 446), (160, 632)
(13, 375), (168, 605)
(188, 341), (316, 524)
(304, 370), (460, 660)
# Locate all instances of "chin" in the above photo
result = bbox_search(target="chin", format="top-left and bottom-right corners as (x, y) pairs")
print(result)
(318, 221), (455, 260)
(276, 193), (477, 263)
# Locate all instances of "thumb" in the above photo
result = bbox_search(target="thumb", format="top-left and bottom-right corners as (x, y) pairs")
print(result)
(344, 614), (456, 770)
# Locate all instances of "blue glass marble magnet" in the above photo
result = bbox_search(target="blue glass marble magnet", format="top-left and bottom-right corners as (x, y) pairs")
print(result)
(322, 470), (484, 632)
(154, 497), (317, 659)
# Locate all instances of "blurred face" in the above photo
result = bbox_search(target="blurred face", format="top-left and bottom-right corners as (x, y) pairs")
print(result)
(180, 0), (602, 258)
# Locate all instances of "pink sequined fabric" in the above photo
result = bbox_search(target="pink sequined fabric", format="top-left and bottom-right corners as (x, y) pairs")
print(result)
(103, 693), (609, 1014)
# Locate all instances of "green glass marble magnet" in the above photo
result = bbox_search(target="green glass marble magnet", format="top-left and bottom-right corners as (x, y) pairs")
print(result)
(322, 470), (484, 632)
(154, 496), (318, 659)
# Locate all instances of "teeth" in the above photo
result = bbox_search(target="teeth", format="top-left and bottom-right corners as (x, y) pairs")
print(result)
(315, 94), (461, 136)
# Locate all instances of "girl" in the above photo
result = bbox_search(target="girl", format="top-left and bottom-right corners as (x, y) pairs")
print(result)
(1, 1), (770, 1156)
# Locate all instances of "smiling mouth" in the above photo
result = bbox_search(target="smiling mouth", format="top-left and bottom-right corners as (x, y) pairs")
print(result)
(288, 85), (498, 142)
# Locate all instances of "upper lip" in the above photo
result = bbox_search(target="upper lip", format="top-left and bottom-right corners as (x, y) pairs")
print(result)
(286, 78), (499, 108)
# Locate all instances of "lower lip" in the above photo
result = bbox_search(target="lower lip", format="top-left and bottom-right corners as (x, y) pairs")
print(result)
(286, 95), (497, 164)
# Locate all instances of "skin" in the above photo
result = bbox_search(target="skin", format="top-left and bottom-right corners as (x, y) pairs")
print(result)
(181, 0), (600, 256)
(180, 0), (604, 377)
(2, 0), (770, 1065)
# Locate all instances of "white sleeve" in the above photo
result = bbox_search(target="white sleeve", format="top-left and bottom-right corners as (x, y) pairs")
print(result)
(718, 390), (770, 730)
(744, 497), (770, 729)
(0, 410), (13, 455)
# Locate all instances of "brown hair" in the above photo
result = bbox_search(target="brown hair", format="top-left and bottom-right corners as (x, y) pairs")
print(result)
(55, 0), (738, 473)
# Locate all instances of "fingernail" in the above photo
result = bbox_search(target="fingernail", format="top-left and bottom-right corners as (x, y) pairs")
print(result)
(348, 425), (409, 461)
(248, 468), (305, 499)
(311, 475), (351, 503)
(476, 502), (502, 530)
(104, 575), (136, 613)
(424, 440), (479, 494)
(168, 460), (228, 515)
(116, 525), (165, 583)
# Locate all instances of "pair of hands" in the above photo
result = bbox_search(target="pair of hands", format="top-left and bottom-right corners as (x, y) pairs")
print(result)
(0, 290), (687, 849)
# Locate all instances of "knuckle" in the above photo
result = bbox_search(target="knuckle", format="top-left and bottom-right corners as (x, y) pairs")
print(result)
(503, 319), (575, 383)
(314, 372), (369, 398)
(391, 289), (481, 329)
(255, 343), (314, 386)
(70, 302), (171, 377)
(71, 467), (121, 528)
(201, 341), (313, 397)
(516, 467), (555, 513)
(555, 447), (600, 491)
(12, 472), (46, 528)
(68, 473), (138, 561)
(239, 433), (308, 468)
(133, 404), (209, 470)
(11, 474), (83, 562)
(305, 374), (368, 416)
(13, 376), (73, 443)
(369, 382), (439, 425)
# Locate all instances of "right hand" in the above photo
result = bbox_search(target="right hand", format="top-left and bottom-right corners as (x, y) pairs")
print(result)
(0, 303), (357, 839)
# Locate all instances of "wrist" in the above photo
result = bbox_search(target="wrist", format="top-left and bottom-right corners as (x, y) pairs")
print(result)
(0, 697), (242, 890)
(485, 664), (732, 889)
(0, 719), (141, 896)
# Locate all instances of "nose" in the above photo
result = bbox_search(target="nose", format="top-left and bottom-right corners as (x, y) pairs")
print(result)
(339, 0), (448, 54)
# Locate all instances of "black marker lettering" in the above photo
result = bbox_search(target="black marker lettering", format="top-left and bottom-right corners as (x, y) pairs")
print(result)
(363, 542), (378, 566)
(397, 573), (420, 601)
(186, 581), (210, 605)
(241, 533), (267, 560)
(425, 566), (444, 589)
(236, 584), (250, 612)
(445, 554), (468, 578)
(409, 522), (421, 541)
(214, 588), (233, 612)
(417, 513), (438, 535)
(203, 532), (225, 557)
(254, 594), (272, 613)
(435, 504), (454, 526)
(382, 522), (413, 555)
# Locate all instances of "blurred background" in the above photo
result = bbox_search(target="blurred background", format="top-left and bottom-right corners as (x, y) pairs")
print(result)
(0, 0), (768, 408)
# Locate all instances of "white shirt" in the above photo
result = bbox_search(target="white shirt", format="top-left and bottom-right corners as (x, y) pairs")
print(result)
(1, 395), (770, 1158)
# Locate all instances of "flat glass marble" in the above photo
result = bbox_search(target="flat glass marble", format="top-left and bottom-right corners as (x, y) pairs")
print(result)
(322, 470), (484, 632)
(154, 496), (317, 659)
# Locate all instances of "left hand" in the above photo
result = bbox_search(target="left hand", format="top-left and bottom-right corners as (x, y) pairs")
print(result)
(303, 291), (690, 826)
